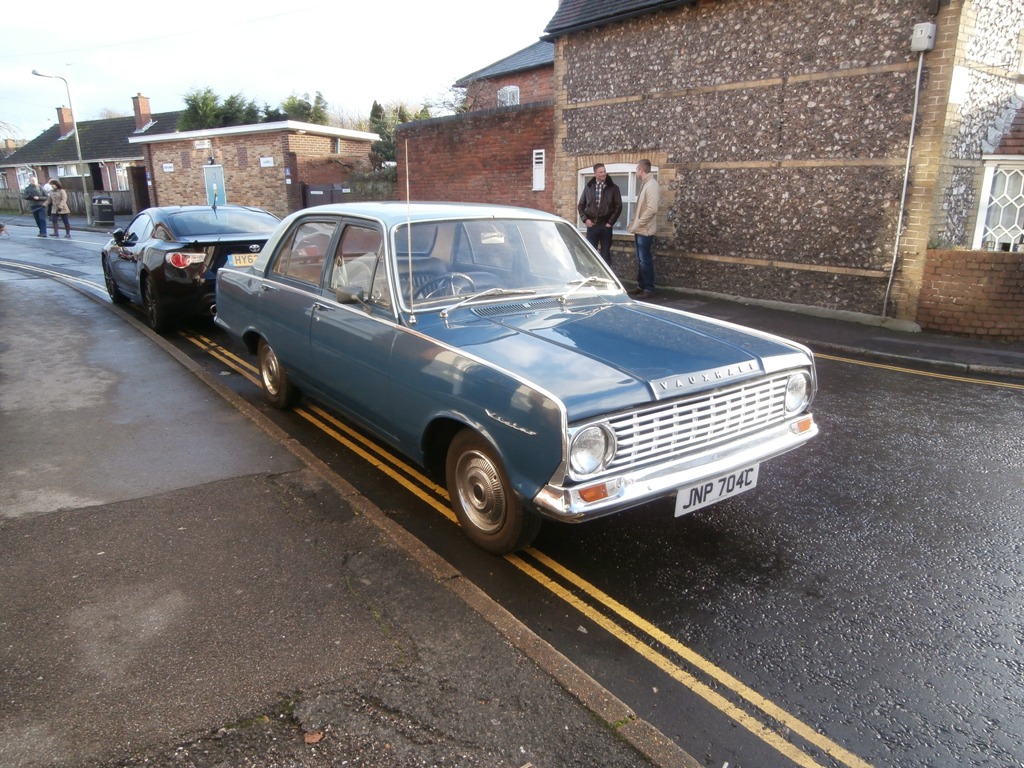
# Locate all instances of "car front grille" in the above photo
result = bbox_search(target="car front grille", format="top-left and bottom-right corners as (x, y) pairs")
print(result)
(605, 372), (794, 470)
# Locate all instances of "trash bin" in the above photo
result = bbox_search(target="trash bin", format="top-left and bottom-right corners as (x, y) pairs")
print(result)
(92, 196), (114, 226)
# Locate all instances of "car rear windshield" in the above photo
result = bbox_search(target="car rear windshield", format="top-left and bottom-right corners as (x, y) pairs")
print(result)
(168, 209), (279, 237)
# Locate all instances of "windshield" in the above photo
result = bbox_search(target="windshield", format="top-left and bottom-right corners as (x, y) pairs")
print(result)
(392, 218), (618, 310)
(167, 208), (279, 237)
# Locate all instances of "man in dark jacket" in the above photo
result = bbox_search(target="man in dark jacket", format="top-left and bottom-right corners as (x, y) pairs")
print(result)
(22, 176), (49, 237)
(577, 163), (622, 264)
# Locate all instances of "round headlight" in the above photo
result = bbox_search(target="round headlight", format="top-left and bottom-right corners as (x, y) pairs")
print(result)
(569, 424), (615, 476)
(784, 372), (812, 413)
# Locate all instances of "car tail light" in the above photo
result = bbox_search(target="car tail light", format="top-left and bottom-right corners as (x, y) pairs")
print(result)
(166, 252), (206, 269)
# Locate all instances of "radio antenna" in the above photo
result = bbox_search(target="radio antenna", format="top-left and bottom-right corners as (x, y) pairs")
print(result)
(405, 139), (415, 313)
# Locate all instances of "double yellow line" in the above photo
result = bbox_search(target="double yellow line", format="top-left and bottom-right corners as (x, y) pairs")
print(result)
(183, 330), (872, 768)
(815, 352), (1024, 390)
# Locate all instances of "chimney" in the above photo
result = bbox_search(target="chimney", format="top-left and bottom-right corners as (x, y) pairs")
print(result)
(56, 107), (74, 137)
(133, 93), (152, 131)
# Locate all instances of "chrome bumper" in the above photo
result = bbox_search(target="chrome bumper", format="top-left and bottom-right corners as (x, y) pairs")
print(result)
(532, 414), (817, 522)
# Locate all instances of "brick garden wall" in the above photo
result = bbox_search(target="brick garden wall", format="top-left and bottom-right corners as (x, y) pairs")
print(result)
(396, 103), (554, 211)
(917, 248), (1024, 340)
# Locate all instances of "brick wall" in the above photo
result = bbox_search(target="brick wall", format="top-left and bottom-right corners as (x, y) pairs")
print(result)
(917, 248), (1024, 340)
(464, 69), (554, 112)
(396, 103), (554, 211)
(997, 108), (1024, 154)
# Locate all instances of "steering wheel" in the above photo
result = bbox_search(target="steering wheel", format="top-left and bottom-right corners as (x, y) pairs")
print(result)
(333, 259), (372, 290)
(413, 272), (476, 300)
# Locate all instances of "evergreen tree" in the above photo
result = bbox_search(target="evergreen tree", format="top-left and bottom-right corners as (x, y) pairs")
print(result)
(178, 87), (221, 131)
(368, 101), (430, 168)
(280, 92), (329, 125)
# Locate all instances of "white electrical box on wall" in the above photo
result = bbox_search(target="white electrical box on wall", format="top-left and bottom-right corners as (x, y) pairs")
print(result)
(911, 22), (936, 52)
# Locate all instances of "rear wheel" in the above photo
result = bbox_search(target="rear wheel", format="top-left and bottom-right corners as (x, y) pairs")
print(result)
(445, 429), (541, 554)
(258, 338), (299, 409)
(142, 276), (169, 333)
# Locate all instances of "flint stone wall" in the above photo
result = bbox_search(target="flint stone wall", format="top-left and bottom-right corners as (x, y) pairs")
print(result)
(557, 0), (961, 315)
(937, 0), (1024, 246)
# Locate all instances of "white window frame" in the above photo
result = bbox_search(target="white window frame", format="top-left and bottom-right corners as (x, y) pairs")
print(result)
(56, 164), (82, 178)
(973, 158), (1024, 249)
(576, 162), (658, 232)
(114, 162), (129, 192)
(497, 85), (520, 107)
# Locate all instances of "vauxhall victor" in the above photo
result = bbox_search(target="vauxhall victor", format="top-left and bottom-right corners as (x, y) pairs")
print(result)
(215, 202), (818, 554)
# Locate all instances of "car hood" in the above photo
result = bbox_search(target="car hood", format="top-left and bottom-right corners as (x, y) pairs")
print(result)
(426, 300), (811, 421)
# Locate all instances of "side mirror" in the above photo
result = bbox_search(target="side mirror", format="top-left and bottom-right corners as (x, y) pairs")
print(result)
(111, 228), (126, 245)
(335, 286), (366, 305)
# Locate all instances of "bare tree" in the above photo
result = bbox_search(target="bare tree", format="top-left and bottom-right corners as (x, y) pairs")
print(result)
(426, 86), (470, 116)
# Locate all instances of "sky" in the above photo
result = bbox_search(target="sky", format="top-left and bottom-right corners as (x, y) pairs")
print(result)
(1, 0), (558, 141)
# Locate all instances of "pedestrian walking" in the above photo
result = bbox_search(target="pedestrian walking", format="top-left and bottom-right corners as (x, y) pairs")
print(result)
(627, 159), (660, 298)
(22, 176), (49, 237)
(47, 180), (72, 238)
(577, 163), (622, 264)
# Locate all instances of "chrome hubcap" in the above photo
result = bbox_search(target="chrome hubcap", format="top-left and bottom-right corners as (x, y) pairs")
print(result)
(456, 450), (505, 534)
(261, 347), (280, 395)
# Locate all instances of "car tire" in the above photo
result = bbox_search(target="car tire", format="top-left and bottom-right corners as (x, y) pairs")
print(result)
(142, 276), (169, 333)
(258, 338), (299, 410)
(101, 256), (126, 305)
(446, 429), (541, 555)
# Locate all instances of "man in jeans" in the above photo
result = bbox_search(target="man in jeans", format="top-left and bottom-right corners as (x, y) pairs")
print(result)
(627, 159), (660, 298)
(22, 176), (49, 237)
(577, 163), (622, 264)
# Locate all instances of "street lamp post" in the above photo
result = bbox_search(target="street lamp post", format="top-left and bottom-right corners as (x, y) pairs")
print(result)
(32, 69), (93, 226)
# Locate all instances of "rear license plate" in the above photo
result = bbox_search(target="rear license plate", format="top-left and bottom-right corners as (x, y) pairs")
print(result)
(228, 252), (259, 268)
(675, 464), (759, 517)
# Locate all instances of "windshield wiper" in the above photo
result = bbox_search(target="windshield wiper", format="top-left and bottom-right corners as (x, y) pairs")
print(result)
(559, 276), (618, 304)
(439, 287), (536, 318)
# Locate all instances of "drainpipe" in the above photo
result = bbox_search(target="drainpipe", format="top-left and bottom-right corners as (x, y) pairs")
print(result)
(884, 21), (937, 321)
(880, 50), (929, 321)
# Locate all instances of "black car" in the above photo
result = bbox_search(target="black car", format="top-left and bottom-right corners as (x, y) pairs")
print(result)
(101, 204), (279, 332)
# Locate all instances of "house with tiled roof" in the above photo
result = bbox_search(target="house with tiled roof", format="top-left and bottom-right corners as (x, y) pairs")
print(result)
(455, 41), (555, 111)
(3, 94), (381, 220)
(397, 41), (556, 211)
(1, 94), (182, 214)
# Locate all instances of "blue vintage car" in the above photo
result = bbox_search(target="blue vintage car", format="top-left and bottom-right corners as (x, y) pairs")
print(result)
(215, 202), (817, 554)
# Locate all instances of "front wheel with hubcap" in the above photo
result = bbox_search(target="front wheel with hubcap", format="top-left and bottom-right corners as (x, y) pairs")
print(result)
(445, 429), (541, 554)
(258, 338), (299, 409)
